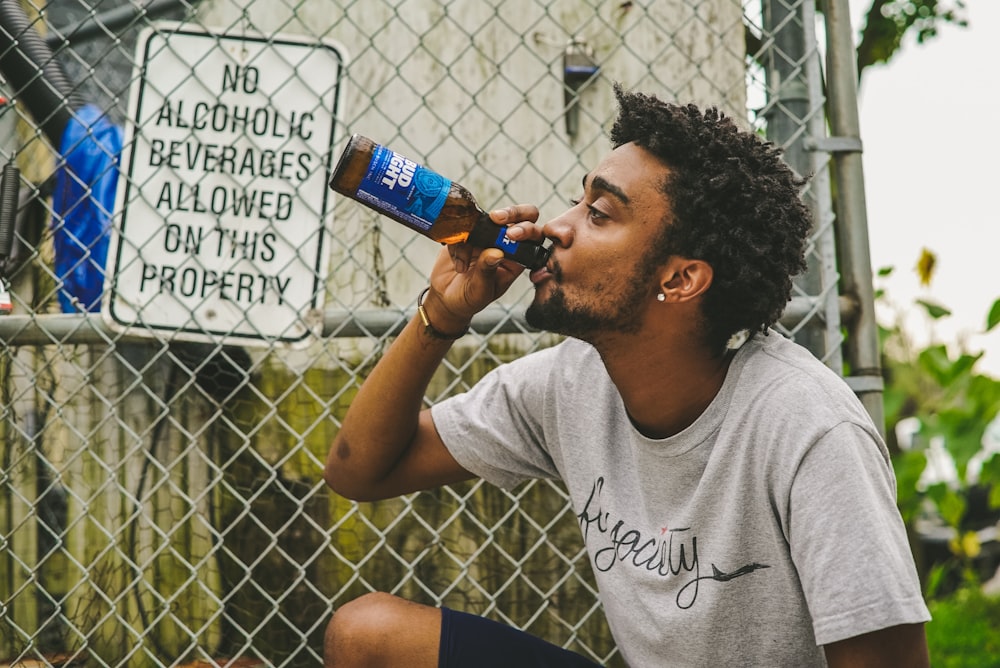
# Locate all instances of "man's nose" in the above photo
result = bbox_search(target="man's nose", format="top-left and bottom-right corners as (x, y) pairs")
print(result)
(540, 207), (575, 246)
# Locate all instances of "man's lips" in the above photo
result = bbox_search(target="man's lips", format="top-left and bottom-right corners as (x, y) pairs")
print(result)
(529, 264), (552, 285)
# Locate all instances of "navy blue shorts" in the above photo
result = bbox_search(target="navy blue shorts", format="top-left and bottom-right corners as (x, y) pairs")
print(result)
(438, 607), (602, 668)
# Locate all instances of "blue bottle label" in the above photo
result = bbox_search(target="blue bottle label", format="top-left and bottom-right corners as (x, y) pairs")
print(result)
(355, 145), (450, 232)
(490, 226), (521, 254)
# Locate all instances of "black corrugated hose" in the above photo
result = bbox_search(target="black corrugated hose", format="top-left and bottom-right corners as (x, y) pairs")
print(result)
(0, 0), (83, 145)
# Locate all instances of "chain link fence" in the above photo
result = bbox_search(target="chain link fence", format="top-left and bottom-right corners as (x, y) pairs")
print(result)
(0, 0), (874, 665)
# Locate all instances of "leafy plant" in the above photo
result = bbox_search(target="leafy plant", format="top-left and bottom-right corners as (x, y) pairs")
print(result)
(857, 0), (969, 78)
(925, 585), (1000, 666)
(877, 259), (1000, 597)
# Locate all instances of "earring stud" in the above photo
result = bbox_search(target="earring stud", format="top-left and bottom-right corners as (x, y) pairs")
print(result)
(656, 293), (666, 302)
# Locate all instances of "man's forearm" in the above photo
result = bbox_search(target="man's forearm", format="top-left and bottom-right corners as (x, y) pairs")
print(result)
(823, 623), (929, 667)
(325, 237), (528, 500)
(324, 308), (461, 498)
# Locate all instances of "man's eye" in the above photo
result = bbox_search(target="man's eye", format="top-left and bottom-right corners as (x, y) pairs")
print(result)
(569, 197), (606, 221)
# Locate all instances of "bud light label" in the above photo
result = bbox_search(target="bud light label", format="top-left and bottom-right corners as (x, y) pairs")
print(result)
(491, 226), (521, 254)
(356, 145), (449, 231)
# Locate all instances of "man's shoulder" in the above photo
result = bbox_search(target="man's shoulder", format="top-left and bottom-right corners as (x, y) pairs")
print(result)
(481, 337), (605, 394)
(746, 332), (851, 390)
(737, 332), (873, 422)
(517, 337), (601, 373)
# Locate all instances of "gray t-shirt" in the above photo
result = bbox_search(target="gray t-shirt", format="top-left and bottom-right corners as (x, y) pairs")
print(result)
(431, 332), (930, 667)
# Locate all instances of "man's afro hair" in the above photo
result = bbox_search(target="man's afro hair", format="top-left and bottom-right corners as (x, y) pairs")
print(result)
(610, 84), (813, 350)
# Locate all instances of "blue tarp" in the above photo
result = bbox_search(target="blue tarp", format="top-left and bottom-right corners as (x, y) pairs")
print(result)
(52, 104), (122, 313)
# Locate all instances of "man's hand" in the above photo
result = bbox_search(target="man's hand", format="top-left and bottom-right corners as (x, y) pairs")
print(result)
(426, 205), (544, 329)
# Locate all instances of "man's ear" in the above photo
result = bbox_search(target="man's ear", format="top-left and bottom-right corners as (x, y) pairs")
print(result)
(659, 257), (713, 303)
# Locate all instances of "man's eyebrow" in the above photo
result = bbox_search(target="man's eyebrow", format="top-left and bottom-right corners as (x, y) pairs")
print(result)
(583, 173), (630, 205)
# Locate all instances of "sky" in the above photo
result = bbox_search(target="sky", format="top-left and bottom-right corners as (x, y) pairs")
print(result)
(847, 0), (1000, 376)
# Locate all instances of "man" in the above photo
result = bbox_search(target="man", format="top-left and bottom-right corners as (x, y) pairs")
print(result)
(323, 86), (931, 667)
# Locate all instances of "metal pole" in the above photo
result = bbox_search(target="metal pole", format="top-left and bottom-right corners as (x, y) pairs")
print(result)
(762, 0), (829, 360)
(821, 0), (885, 434)
(0, 295), (855, 347)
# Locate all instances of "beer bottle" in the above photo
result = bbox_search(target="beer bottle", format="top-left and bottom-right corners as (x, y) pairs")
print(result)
(329, 135), (550, 270)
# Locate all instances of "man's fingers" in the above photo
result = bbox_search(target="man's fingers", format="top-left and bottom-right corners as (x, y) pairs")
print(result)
(489, 204), (539, 226)
(449, 244), (471, 274)
(449, 204), (542, 273)
(488, 205), (543, 245)
(477, 248), (505, 269)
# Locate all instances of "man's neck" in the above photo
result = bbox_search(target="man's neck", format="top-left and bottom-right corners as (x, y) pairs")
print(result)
(592, 329), (733, 440)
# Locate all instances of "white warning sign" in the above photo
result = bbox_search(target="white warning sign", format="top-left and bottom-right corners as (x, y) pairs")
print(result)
(103, 23), (346, 346)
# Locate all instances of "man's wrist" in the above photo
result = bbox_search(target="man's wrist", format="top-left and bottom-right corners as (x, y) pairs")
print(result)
(416, 287), (470, 341)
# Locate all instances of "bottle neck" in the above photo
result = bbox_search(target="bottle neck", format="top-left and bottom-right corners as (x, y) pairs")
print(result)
(467, 217), (550, 270)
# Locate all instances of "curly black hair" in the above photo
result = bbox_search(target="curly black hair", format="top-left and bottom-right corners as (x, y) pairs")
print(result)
(609, 84), (812, 351)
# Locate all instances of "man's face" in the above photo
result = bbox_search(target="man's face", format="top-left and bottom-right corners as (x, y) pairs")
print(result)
(525, 142), (673, 339)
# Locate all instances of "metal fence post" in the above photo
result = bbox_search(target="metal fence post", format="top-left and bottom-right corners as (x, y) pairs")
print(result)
(821, 0), (886, 435)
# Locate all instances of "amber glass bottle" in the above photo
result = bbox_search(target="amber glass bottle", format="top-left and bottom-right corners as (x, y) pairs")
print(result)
(329, 135), (550, 270)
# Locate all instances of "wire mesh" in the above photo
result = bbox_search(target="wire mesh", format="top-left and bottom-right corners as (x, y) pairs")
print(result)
(0, 0), (854, 666)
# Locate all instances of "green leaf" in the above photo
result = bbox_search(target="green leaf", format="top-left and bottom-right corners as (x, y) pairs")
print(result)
(935, 352), (984, 389)
(918, 345), (959, 384)
(877, 265), (895, 277)
(916, 299), (951, 320)
(939, 492), (967, 529)
(987, 298), (1000, 332)
(892, 449), (930, 522)
(926, 482), (966, 529)
(924, 563), (950, 600)
(980, 454), (1000, 506)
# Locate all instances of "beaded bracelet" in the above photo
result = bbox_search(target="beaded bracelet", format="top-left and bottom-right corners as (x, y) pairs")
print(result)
(416, 287), (469, 340)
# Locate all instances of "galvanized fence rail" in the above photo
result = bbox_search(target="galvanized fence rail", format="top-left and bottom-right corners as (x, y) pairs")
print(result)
(0, 1), (874, 666)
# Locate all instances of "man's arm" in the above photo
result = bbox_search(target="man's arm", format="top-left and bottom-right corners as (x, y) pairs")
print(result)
(823, 623), (930, 667)
(324, 308), (473, 501)
(324, 206), (542, 502)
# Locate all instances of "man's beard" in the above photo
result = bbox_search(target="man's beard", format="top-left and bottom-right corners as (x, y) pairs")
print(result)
(525, 233), (673, 340)
(525, 276), (648, 339)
